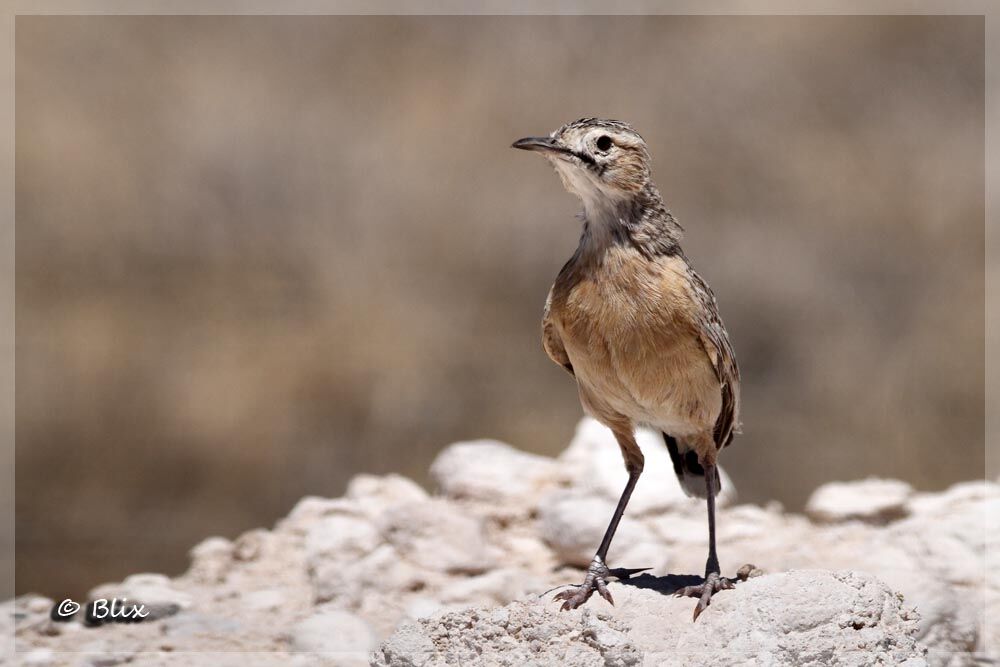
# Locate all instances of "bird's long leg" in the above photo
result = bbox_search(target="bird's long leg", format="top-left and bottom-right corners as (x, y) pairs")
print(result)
(704, 461), (720, 578)
(554, 434), (649, 611)
(596, 464), (641, 561)
(674, 461), (735, 620)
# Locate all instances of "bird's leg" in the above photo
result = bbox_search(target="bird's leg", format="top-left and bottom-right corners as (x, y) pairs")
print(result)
(674, 461), (736, 620)
(554, 459), (649, 611)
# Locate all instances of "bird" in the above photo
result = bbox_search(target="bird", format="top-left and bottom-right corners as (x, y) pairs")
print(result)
(513, 118), (743, 621)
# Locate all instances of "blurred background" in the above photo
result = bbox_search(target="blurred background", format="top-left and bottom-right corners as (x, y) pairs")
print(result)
(15, 15), (984, 600)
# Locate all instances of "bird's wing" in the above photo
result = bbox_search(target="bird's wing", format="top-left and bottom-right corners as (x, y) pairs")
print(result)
(685, 261), (741, 449)
(542, 286), (574, 376)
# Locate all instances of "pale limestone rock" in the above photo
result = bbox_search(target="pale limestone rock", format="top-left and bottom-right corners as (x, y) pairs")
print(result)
(278, 496), (363, 534)
(429, 439), (564, 507)
(289, 608), (377, 666)
(345, 473), (429, 518)
(559, 418), (736, 515)
(185, 536), (233, 584)
(372, 602), (640, 667)
(378, 498), (496, 574)
(304, 514), (381, 564)
(806, 478), (914, 523)
(538, 490), (658, 567)
(375, 570), (926, 667)
(88, 573), (191, 617)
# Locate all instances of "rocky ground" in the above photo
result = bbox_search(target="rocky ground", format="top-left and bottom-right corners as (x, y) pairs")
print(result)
(7, 418), (998, 666)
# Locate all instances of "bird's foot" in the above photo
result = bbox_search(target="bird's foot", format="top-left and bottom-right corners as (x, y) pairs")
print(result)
(674, 564), (759, 621)
(552, 557), (650, 611)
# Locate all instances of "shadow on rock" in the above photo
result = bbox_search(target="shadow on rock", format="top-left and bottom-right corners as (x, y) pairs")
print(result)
(617, 571), (704, 595)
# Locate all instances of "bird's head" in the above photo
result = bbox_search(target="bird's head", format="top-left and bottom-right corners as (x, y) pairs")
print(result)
(512, 118), (652, 216)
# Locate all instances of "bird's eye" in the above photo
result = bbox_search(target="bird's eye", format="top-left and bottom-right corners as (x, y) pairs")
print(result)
(595, 135), (613, 151)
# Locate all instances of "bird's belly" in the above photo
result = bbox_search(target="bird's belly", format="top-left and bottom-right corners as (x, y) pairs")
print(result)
(563, 320), (721, 437)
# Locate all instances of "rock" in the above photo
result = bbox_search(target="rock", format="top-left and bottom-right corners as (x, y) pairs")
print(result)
(186, 536), (233, 583)
(20, 648), (55, 666)
(278, 496), (363, 534)
(539, 489), (659, 567)
(429, 439), (563, 507)
(378, 498), (496, 574)
(438, 567), (547, 606)
(375, 570), (926, 667)
(806, 478), (914, 524)
(304, 514), (381, 564)
(310, 543), (426, 608)
(161, 611), (243, 639)
(372, 602), (641, 667)
(244, 588), (286, 611)
(290, 608), (377, 664)
(559, 418), (736, 515)
(345, 474), (429, 518)
(88, 573), (191, 615)
(11, 418), (992, 665)
(232, 528), (273, 561)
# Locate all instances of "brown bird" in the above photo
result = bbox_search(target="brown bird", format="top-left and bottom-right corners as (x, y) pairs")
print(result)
(513, 118), (742, 620)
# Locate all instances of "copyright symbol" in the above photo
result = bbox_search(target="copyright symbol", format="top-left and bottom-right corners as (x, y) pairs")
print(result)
(51, 598), (81, 621)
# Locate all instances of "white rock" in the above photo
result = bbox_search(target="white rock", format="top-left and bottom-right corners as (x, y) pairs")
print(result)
(373, 600), (639, 667)
(404, 596), (446, 620)
(345, 474), (429, 517)
(311, 543), (426, 606)
(186, 536), (233, 583)
(232, 528), (277, 561)
(429, 439), (563, 506)
(538, 490), (659, 567)
(559, 418), (736, 515)
(378, 498), (495, 574)
(375, 570), (926, 667)
(88, 572), (191, 612)
(806, 478), (914, 524)
(162, 611), (243, 639)
(20, 648), (55, 666)
(304, 514), (381, 564)
(438, 567), (547, 606)
(290, 608), (377, 663)
(243, 588), (286, 611)
(278, 496), (363, 534)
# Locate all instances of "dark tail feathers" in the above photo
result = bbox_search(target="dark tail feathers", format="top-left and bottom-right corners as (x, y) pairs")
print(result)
(663, 433), (720, 499)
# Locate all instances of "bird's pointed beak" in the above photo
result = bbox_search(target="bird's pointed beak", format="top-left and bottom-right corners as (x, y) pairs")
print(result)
(511, 136), (565, 154)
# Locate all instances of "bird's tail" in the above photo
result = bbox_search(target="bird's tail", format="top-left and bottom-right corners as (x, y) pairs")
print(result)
(663, 433), (720, 499)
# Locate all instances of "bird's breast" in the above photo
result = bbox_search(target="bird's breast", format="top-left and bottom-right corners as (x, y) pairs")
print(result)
(551, 249), (721, 434)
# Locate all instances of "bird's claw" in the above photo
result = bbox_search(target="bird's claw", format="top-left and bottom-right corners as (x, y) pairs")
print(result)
(674, 571), (737, 621)
(553, 574), (614, 610)
(553, 559), (650, 611)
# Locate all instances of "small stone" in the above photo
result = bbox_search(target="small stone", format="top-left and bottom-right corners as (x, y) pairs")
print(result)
(186, 536), (233, 583)
(429, 440), (563, 506)
(244, 588), (286, 611)
(88, 573), (192, 613)
(346, 474), (429, 518)
(379, 499), (495, 574)
(290, 609), (377, 660)
(162, 611), (243, 639)
(20, 648), (54, 666)
(278, 496), (363, 534)
(310, 543), (426, 606)
(539, 490), (658, 567)
(233, 528), (271, 561)
(304, 514), (381, 564)
(806, 478), (914, 524)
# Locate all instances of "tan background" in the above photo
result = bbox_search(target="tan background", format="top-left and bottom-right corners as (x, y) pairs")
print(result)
(16, 15), (984, 599)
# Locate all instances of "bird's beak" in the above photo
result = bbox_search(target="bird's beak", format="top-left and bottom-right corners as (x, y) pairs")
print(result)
(511, 136), (567, 155)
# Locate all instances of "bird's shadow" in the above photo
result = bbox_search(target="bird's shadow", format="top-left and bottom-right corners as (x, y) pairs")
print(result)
(613, 569), (703, 595)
